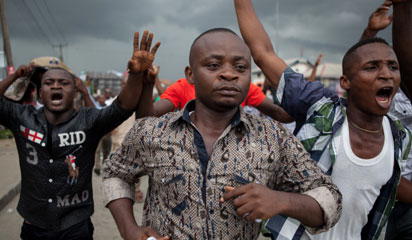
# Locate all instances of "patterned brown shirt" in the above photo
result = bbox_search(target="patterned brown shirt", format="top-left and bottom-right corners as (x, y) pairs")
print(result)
(103, 101), (342, 239)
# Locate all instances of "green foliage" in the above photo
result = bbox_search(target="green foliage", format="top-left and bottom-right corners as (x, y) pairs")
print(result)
(0, 129), (13, 139)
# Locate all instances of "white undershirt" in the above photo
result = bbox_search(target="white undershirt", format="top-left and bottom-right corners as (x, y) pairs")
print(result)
(310, 117), (394, 240)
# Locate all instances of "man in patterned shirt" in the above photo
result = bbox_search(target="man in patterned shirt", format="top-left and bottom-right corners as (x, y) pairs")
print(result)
(103, 28), (342, 240)
(233, 0), (412, 239)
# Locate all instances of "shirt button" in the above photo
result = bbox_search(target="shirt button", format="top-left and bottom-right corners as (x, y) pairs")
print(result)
(48, 179), (53, 183)
(48, 198), (53, 203)
(49, 159), (54, 163)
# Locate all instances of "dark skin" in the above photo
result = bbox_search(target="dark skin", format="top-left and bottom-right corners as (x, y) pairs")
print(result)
(393, 0), (412, 100)
(107, 31), (170, 240)
(190, 30), (323, 227)
(39, 69), (77, 125)
(235, 0), (402, 159)
(135, 73), (294, 123)
(1, 31), (161, 126)
(341, 43), (400, 158)
(187, 31), (251, 155)
(359, 0), (412, 204)
(0, 65), (33, 96)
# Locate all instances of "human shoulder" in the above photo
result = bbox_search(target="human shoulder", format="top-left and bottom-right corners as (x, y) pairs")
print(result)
(242, 111), (290, 139)
(130, 111), (182, 136)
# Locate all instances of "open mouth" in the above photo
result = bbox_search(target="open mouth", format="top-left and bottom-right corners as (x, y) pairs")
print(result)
(51, 92), (63, 105)
(375, 86), (394, 109)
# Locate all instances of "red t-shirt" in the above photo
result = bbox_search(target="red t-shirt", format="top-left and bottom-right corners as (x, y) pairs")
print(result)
(160, 78), (266, 109)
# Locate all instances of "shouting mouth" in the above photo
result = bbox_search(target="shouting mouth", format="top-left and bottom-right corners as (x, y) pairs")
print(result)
(375, 86), (394, 109)
(51, 92), (64, 105)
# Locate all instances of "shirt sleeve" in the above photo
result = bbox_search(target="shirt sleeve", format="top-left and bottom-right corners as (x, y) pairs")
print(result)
(102, 118), (150, 205)
(160, 80), (185, 109)
(275, 68), (336, 123)
(273, 121), (342, 233)
(88, 99), (133, 136)
(0, 96), (26, 130)
(244, 83), (266, 107)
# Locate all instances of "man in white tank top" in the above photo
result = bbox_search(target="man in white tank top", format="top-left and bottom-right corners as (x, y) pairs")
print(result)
(234, 0), (412, 239)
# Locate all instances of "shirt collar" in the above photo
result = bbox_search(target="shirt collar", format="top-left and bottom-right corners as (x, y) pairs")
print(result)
(170, 100), (250, 132)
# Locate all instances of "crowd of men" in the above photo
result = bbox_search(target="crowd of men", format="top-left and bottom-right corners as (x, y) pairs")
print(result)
(0, 0), (411, 239)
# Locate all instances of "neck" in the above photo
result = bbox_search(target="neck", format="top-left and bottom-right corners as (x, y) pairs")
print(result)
(44, 108), (75, 125)
(192, 100), (238, 133)
(346, 103), (384, 135)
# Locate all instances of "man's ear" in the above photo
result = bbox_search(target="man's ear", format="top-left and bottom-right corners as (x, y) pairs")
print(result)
(185, 66), (194, 84)
(340, 75), (351, 91)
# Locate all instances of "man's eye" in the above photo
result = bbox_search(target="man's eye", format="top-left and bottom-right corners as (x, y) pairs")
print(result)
(364, 65), (377, 71)
(207, 63), (220, 70)
(389, 64), (399, 71)
(235, 64), (247, 72)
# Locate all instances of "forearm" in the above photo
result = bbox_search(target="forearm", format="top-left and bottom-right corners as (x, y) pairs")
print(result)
(256, 98), (294, 123)
(155, 78), (165, 96)
(235, 0), (274, 59)
(397, 177), (412, 203)
(234, 0), (287, 87)
(117, 73), (144, 111)
(393, 1), (412, 99)
(0, 73), (18, 96)
(135, 83), (155, 118)
(107, 198), (140, 239)
(280, 191), (324, 227)
(308, 65), (318, 82)
(360, 28), (378, 41)
(80, 90), (96, 108)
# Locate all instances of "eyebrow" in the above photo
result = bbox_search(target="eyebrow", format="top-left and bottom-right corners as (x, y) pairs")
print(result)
(203, 55), (247, 61)
(365, 59), (398, 65)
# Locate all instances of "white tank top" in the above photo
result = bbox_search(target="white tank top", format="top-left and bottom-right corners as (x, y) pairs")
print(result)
(310, 117), (394, 240)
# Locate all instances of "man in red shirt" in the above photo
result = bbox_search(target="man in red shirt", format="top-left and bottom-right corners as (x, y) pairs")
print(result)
(136, 71), (293, 122)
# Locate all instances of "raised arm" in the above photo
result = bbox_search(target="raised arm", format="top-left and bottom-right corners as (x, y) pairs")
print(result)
(255, 97), (294, 123)
(74, 77), (95, 108)
(234, 0), (287, 89)
(393, 0), (412, 99)
(117, 31), (161, 111)
(308, 54), (323, 82)
(360, 1), (393, 41)
(135, 65), (158, 118)
(0, 65), (32, 97)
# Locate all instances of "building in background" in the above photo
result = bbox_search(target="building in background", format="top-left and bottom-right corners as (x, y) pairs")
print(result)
(0, 51), (6, 80)
(85, 70), (123, 95)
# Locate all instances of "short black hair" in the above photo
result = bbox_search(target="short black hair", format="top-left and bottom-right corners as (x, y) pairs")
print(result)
(342, 37), (390, 75)
(189, 28), (239, 65)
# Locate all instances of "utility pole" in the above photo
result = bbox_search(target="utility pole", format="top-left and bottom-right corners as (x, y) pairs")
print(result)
(0, 0), (14, 74)
(53, 43), (68, 62)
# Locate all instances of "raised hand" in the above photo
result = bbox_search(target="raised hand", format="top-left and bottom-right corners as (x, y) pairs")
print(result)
(14, 65), (33, 79)
(315, 54), (324, 66)
(367, 1), (393, 32)
(146, 65), (160, 85)
(75, 77), (88, 94)
(128, 31), (161, 74)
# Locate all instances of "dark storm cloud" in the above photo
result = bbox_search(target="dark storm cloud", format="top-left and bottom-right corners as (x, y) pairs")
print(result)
(2, 0), (393, 80)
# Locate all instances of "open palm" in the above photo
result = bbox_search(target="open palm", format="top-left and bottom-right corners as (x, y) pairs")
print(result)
(128, 31), (161, 74)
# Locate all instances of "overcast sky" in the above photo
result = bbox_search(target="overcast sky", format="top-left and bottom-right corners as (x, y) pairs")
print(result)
(3, 0), (392, 80)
